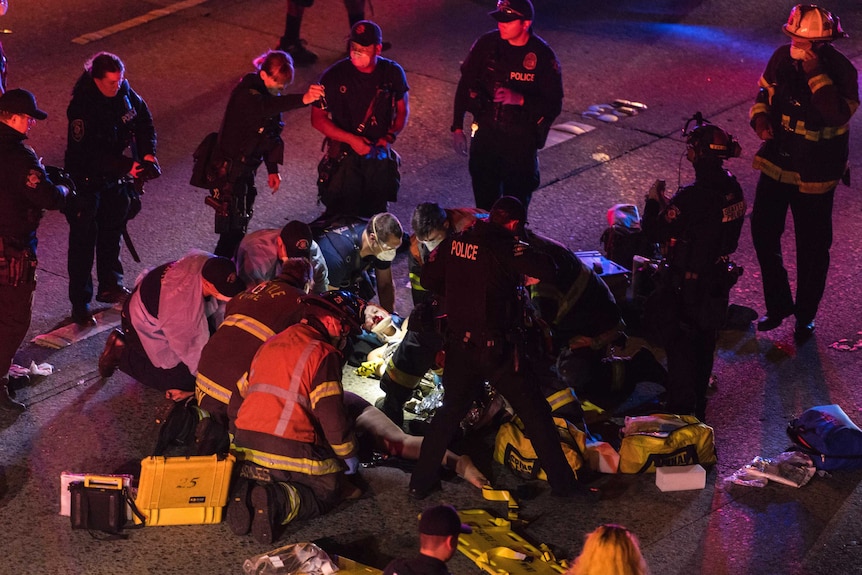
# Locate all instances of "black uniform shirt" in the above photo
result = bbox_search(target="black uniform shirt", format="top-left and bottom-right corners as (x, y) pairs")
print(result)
(313, 217), (390, 290)
(217, 72), (306, 174)
(0, 122), (66, 253)
(382, 554), (451, 575)
(64, 75), (156, 182)
(421, 219), (555, 335)
(643, 166), (746, 278)
(453, 30), (562, 142)
(319, 57), (408, 143)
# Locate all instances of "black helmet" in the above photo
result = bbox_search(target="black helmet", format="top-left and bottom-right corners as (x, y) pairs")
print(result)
(301, 290), (367, 335)
(683, 113), (741, 161)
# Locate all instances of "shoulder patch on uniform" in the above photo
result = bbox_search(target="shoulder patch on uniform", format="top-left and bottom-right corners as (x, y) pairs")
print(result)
(71, 119), (85, 143)
(664, 205), (680, 222)
(25, 169), (42, 189)
(523, 52), (537, 71)
(339, 85), (347, 94)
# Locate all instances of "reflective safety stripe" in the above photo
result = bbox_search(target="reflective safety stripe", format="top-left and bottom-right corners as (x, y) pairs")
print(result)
(232, 446), (342, 475)
(807, 72), (832, 94)
(330, 440), (355, 458)
(221, 314), (276, 343)
(546, 387), (578, 413)
(552, 260), (592, 325)
(195, 372), (232, 405)
(409, 271), (426, 292)
(277, 342), (318, 437)
(749, 102), (769, 120)
(780, 115), (849, 142)
(752, 156), (839, 194)
(236, 371), (250, 397)
(309, 380), (343, 409)
(384, 356), (423, 389)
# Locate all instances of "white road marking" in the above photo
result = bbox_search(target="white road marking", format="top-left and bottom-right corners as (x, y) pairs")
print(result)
(72, 0), (209, 45)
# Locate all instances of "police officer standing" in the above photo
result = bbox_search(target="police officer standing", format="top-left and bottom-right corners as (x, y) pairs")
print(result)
(408, 196), (578, 499)
(65, 52), (158, 326)
(210, 50), (325, 259)
(312, 20), (409, 218)
(642, 118), (745, 421)
(0, 89), (70, 412)
(749, 5), (858, 342)
(451, 0), (563, 212)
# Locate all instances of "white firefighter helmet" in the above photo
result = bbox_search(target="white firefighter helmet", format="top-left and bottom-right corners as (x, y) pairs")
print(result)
(783, 4), (847, 41)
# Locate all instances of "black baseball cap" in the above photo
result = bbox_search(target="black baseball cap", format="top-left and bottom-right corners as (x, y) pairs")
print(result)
(280, 221), (313, 259)
(0, 89), (48, 120)
(201, 256), (246, 298)
(490, 0), (534, 22)
(350, 20), (382, 46)
(419, 505), (472, 537)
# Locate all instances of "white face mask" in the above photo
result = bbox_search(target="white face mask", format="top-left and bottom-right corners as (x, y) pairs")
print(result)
(421, 238), (443, 252)
(376, 248), (397, 262)
(789, 46), (810, 61)
(351, 51), (372, 69)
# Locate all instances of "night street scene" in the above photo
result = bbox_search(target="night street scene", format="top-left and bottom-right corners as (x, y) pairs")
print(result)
(1, 1), (862, 574)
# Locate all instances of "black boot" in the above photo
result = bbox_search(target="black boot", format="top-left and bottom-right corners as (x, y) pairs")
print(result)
(0, 380), (25, 414)
(377, 375), (414, 428)
(251, 482), (292, 545)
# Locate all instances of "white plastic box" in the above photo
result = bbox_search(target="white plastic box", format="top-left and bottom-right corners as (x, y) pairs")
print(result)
(656, 464), (706, 492)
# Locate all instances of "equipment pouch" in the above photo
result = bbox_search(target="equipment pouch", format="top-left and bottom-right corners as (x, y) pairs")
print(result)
(69, 476), (145, 537)
(494, 416), (586, 480)
(316, 140), (350, 208)
(619, 414), (716, 473)
(190, 131), (224, 189)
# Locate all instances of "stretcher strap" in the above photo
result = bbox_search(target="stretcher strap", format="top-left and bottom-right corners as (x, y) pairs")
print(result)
(482, 486), (520, 522)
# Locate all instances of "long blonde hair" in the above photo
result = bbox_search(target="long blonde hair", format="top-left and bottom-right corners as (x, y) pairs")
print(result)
(566, 524), (650, 575)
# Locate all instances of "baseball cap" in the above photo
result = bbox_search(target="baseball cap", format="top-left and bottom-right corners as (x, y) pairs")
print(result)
(490, 0), (534, 23)
(0, 89), (48, 120)
(350, 20), (382, 46)
(490, 196), (526, 226)
(280, 220), (313, 259)
(201, 256), (246, 298)
(419, 505), (473, 537)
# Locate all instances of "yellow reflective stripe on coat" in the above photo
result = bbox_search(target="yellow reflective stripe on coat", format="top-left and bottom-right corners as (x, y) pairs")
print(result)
(780, 115), (849, 142)
(232, 446), (342, 475)
(752, 156), (840, 194)
(384, 356), (423, 389)
(409, 271), (426, 292)
(546, 387), (578, 413)
(309, 380), (343, 409)
(195, 372), (232, 405)
(221, 314), (276, 342)
(330, 439), (356, 458)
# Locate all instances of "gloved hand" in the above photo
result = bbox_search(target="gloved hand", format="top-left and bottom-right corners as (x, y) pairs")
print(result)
(753, 114), (773, 141)
(494, 86), (524, 106)
(344, 456), (360, 475)
(452, 130), (468, 156)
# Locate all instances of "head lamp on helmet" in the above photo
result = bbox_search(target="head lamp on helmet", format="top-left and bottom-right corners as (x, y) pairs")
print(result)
(783, 4), (847, 42)
(682, 112), (741, 162)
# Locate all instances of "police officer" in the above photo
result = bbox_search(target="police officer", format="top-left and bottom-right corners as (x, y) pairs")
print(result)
(0, 89), (70, 413)
(451, 0), (563, 212)
(642, 117), (745, 421)
(749, 5), (858, 342)
(228, 291), (365, 545)
(65, 52), (158, 326)
(408, 196), (579, 499)
(312, 20), (409, 218)
(210, 50), (325, 259)
(376, 202), (484, 426)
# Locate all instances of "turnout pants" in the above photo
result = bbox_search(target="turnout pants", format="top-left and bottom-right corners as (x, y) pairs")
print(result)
(750, 175), (834, 324)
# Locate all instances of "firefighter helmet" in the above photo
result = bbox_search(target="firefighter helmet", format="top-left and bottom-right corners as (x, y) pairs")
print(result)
(783, 5), (847, 41)
(683, 114), (741, 161)
(301, 290), (367, 335)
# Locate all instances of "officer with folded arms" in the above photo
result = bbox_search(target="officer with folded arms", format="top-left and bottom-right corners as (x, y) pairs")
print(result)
(0, 89), (71, 412)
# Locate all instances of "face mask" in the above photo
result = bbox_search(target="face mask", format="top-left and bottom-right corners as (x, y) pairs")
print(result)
(421, 238), (443, 252)
(789, 46), (811, 61)
(351, 51), (372, 69)
(376, 248), (397, 262)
